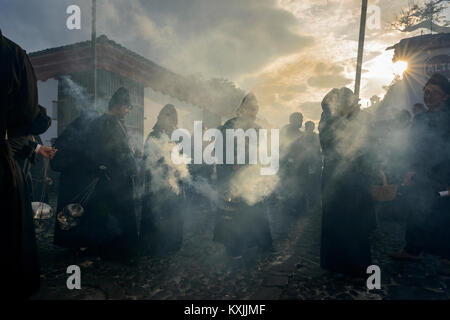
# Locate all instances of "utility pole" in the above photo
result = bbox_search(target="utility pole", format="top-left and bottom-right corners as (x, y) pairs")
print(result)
(91, 0), (97, 109)
(354, 0), (368, 99)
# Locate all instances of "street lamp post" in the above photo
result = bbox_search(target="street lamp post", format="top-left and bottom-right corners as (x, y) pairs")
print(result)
(355, 0), (368, 99)
(91, 0), (97, 109)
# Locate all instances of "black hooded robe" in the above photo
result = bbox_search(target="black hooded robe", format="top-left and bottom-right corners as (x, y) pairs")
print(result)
(405, 105), (450, 258)
(8, 105), (52, 204)
(0, 31), (41, 298)
(213, 117), (273, 256)
(83, 113), (139, 258)
(319, 110), (376, 276)
(51, 110), (99, 249)
(140, 129), (184, 256)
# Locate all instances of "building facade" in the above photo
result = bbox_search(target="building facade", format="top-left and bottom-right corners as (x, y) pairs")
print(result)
(29, 35), (234, 148)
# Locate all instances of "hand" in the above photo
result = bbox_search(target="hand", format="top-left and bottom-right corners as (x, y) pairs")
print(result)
(38, 146), (57, 159)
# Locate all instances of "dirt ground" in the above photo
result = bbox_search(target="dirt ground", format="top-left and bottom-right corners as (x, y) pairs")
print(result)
(31, 194), (450, 300)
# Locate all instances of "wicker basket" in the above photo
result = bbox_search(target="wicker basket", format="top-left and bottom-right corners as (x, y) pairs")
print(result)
(371, 170), (398, 202)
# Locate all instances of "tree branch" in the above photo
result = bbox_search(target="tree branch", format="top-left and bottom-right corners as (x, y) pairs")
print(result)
(401, 19), (450, 32)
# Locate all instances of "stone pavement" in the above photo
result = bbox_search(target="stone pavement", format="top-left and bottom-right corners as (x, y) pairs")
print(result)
(32, 196), (450, 300)
(252, 205), (450, 300)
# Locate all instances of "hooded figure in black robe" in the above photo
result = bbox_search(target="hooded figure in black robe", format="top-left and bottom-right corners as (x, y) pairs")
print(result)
(0, 31), (41, 298)
(390, 74), (450, 263)
(140, 104), (185, 256)
(319, 87), (376, 276)
(214, 93), (273, 257)
(52, 109), (99, 249)
(280, 112), (304, 149)
(298, 121), (322, 211)
(83, 88), (139, 259)
(8, 105), (52, 202)
(279, 112), (306, 217)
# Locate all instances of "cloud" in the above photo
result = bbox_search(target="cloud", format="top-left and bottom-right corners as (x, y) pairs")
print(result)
(314, 62), (344, 75)
(95, 0), (314, 79)
(298, 101), (322, 121)
(307, 74), (352, 89)
(0, 0), (313, 79)
(306, 62), (352, 89)
(286, 84), (308, 93)
(0, 0), (413, 128)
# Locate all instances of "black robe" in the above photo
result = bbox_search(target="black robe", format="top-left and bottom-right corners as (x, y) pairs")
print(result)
(279, 131), (308, 217)
(83, 113), (139, 258)
(405, 105), (450, 259)
(51, 110), (99, 248)
(213, 117), (273, 255)
(140, 129), (184, 256)
(319, 109), (376, 276)
(296, 132), (322, 210)
(0, 31), (40, 298)
(9, 105), (52, 203)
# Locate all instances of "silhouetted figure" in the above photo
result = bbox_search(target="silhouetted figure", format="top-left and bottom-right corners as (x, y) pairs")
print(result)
(300, 121), (322, 211)
(319, 87), (376, 276)
(390, 74), (450, 271)
(84, 87), (139, 260)
(280, 112), (303, 157)
(185, 122), (214, 230)
(52, 109), (99, 249)
(8, 105), (52, 203)
(1, 31), (42, 298)
(214, 93), (273, 256)
(140, 104), (185, 256)
(412, 103), (426, 117)
(29, 135), (50, 204)
(279, 112), (306, 217)
(372, 110), (414, 222)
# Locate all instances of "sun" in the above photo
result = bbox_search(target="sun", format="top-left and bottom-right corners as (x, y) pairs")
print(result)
(365, 51), (409, 83)
(393, 60), (408, 77)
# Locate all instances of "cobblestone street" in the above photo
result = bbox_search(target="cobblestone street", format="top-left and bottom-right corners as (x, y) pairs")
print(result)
(32, 196), (450, 300)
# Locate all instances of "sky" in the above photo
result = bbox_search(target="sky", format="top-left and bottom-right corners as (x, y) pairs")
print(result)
(1, 0), (448, 127)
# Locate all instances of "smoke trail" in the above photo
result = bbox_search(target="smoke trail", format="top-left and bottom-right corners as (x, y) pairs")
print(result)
(60, 76), (92, 112)
(229, 164), (280, 206)
(145, 133), (189, 195)
(144, 133), (220, 204)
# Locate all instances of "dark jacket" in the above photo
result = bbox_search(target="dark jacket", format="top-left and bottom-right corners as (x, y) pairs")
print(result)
(52, 110), (99, 248)
(410, 105), (450, 193)
(407, 105), (450, 258)
(9, 105), (52, 202)
(0, 31), (40, 298)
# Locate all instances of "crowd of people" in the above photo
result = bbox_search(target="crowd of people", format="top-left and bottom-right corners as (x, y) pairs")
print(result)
(2, 31), (450, 299)
(318, 76), (450, 277)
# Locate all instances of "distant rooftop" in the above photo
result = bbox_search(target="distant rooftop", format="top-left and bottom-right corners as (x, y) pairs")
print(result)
(30, 34), (173, 78)
(29, 35), (239, 117)
(387, 33), (450, 62)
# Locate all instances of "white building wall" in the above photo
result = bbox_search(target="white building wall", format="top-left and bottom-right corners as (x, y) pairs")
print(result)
(37, 78), (58, 145)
